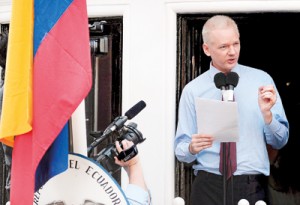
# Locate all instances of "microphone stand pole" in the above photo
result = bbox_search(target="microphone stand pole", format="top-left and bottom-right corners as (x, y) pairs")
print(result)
(222, 142), (227, 205)
(222, 93), (227, 205)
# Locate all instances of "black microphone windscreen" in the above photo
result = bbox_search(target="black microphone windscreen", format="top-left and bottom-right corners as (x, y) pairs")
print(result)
(125, 100), (146, 119)
(226, 72), (239, 87)
(214, 72), (226, 89)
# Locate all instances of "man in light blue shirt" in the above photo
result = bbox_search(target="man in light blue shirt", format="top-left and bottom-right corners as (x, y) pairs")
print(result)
(174, 15), (289, 205)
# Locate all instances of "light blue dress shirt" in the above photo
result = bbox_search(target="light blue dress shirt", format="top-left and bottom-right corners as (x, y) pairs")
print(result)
(174, 63), (289, 176)
(126, 184), (151, 205)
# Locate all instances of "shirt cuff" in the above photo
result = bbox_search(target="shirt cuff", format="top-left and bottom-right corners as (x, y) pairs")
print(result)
(264, 116), (280, 133)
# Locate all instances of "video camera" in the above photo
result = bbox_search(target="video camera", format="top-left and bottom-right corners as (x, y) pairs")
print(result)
(87, 100), (146, 174)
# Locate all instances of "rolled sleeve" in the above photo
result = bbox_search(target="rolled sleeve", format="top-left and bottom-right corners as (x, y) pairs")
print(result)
(175, 140), (197, 163)
(264, 116), (289, 149)
(126, 184), (151, 205)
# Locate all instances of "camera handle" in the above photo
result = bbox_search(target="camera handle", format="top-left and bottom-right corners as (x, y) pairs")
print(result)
(117, 144), (138, 162)
(87, 132), (109, 157)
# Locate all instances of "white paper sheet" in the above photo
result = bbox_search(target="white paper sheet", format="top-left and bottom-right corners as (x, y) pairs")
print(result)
(195, 98), (239, 142)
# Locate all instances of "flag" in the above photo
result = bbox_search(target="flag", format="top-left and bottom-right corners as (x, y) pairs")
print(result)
(0, 0), (92, 204)
(34, 123), (69, 192)
(0, 0), (33, 147)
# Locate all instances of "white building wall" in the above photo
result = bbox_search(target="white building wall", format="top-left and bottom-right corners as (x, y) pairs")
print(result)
(2, 1), (300, 204)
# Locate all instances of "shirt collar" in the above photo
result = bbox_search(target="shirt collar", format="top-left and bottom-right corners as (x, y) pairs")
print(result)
(208, 63), (240, 80)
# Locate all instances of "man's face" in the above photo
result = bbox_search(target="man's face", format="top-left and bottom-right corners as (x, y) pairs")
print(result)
(203, 27), (240, 73)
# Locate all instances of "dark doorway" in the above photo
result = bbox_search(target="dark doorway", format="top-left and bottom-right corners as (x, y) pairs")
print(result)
(0, 24), (10, 205)
(176, 12), (300, 204)
(86, 17), (123, 182)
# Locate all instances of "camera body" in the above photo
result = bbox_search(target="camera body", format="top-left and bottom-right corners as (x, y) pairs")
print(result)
(93, 122), (146, 174)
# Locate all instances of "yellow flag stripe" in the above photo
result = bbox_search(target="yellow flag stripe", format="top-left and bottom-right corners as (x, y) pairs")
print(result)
(0, 0), (33, 147)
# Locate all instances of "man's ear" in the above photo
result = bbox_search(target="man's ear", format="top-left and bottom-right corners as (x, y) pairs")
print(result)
(202, 43), (211, 57)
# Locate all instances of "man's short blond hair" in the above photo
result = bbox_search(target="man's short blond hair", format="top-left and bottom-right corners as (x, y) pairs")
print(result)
(202, 15), (240, 44)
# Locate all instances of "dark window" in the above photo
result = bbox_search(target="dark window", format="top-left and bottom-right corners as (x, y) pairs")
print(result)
(176, 12), (300, 204)
(86, 17), (123, 181)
